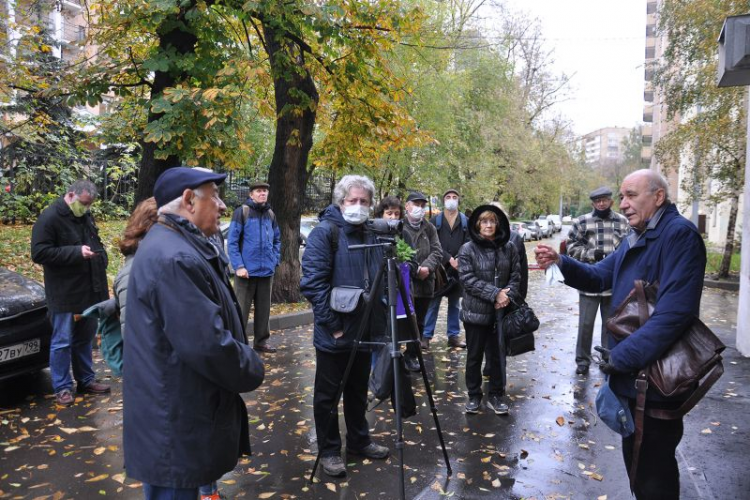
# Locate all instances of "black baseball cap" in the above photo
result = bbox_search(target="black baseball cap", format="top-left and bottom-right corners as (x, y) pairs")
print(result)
(406, 191), (428, 203)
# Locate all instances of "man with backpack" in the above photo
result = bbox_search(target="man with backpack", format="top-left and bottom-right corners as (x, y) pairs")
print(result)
(422, 188), (469, 350)
(227, 181), (281, 353)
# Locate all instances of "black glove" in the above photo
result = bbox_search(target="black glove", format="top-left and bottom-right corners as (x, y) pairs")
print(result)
(594, 346), (618, 375)
(594, 249), (606, 262)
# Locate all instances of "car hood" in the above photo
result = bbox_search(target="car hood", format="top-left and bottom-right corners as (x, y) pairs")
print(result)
(0, 268), (47, 318)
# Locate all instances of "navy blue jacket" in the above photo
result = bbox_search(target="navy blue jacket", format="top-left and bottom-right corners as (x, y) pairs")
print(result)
(123, 215), (265, 488)
(227, 200), (281, 277)
(558, 204), (706, 401)
(300, 205), (386, 353)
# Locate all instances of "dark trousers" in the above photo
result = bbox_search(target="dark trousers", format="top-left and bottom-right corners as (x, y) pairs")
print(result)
(313, 349), (372, 457)
(465, 322), (504, 398)
(576, 293), (611, 367)
(234, 275), (273, 347)
(405, 297), (431, 358)
(622, 399), (684, 500)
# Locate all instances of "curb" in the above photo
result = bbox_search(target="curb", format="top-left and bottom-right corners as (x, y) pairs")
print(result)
(248, 309), (314, 332)
(704, 278), (739, 291)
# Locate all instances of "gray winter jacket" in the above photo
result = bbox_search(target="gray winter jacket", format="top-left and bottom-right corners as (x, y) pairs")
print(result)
(401, 219), (443, 298)
(458, 205), (521, 326)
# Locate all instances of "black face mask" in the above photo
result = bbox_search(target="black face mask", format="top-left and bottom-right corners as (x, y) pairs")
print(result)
(594, 207), (612, 219)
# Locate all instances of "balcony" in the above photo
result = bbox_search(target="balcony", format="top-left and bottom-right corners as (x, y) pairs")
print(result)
(61, 21), (85, 45)
(642, 124), (653, 137)
(60, 0), (83, 13)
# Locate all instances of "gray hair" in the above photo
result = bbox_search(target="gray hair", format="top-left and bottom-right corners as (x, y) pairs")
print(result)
(333, 175), (376, 207)
(628, 169), (671, 203)
(68, 179), (98, 198)
(157, 196), (184, 215)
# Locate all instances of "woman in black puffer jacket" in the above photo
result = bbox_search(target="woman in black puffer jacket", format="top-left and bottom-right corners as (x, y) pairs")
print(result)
(458, 204), (521, 416)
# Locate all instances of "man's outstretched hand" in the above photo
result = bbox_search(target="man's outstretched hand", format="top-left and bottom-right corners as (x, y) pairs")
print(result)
(534, 244), (560, 269)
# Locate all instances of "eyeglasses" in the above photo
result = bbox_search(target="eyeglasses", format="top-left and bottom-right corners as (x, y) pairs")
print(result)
(592, 197), (611, 205)
(479, 220), (497, 226)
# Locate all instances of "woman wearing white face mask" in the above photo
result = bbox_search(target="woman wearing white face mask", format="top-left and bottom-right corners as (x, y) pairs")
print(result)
(401, 192), (443, 359)
(300, 175), (390, 478)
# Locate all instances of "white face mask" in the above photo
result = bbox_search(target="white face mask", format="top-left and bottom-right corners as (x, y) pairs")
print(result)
(342, 204), (370, 225)
(409, 206), (426, 222)
(444, 199), (458, 211)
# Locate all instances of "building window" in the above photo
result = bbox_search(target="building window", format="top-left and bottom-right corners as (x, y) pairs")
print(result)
(647, 2), (657, 14)
(646, 24), (656, 37)
(643, 111), (653, 123)
(644, 90), (654, 102)
(644, 68), (654, 82)
(645, 46), (655, 59)
(642, 135), (653, 146)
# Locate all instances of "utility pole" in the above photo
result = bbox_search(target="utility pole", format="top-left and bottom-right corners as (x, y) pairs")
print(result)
(737, 88), (750, 356)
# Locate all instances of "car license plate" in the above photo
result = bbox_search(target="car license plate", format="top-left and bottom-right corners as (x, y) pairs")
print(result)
(0, 339), (41, 364)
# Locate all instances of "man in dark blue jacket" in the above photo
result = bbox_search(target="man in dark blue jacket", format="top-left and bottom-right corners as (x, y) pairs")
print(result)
(300, 174), (389, 478)
(227, 181), (281, 353)
(124, 167), (264, 499)
(535, 169), (706, 499)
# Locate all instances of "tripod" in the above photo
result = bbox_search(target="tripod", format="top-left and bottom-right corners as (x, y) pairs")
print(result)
(309, 238), (452, 499)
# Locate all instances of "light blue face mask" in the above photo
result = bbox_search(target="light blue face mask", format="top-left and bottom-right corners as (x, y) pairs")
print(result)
(342, 204), (369, 225)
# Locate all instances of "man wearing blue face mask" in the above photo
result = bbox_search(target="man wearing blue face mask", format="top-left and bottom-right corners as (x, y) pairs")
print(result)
(300, 175), (390, 478)
(31, 180), (110, 406)
(401, 192), (443, 366)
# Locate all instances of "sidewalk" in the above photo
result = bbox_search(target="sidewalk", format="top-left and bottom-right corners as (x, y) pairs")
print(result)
(0, 270), (747, 499)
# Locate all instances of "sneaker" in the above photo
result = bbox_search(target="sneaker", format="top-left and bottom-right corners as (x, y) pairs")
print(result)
(55, 389), (74, 406)
(486, 395), (509, 415)
(465, 396), (481, 414)
(78, 381), (111, 394)
(420, 338), (431, 351)
(576, 365), (590, 375)
(404, 355), (420, 373)
(447, 336), (466, 349)
(320, 455), (346, 477)
(254, 344), (278, 353)
(347, 442), (389, 459)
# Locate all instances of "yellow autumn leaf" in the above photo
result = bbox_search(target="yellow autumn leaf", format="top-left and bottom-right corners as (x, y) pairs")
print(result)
(258, 493), (275, 499)
(556, 416), (565, 426)
(85, 474), (109, 483)
(94, 447), (106, 455)
(325, 483), (336, 492)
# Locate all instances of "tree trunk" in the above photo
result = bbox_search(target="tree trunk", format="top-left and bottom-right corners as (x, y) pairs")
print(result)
(135, 5), (199, 203)
(263, 23), (319, 303)
(718, 192), (739, 279)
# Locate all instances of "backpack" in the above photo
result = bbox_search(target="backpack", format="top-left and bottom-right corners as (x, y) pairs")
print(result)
(434, 212), (468, 232)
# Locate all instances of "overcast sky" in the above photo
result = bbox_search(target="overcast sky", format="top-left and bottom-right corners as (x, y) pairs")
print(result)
(498, 0), (646, 135)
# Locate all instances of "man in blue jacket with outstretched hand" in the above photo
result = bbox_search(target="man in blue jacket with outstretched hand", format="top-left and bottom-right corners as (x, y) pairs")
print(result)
(535, 169), (706, 500)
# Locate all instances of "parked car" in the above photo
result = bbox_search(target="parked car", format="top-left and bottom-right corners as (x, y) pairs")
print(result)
(535, 218), (552, 238)
(0, 267), (53, 381)
(546, 214), (562, 232)
(562, 215), (572, 224)
(299, 217), (319, 246)
(510, 222), (532, 242)
(522, 220), (541, 241)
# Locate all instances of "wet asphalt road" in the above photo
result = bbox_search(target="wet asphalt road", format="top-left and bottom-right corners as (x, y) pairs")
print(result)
(1, 230), (748, 499)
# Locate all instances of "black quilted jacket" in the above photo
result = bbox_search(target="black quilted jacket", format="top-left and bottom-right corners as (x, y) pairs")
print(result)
(458, 205), (521, 326)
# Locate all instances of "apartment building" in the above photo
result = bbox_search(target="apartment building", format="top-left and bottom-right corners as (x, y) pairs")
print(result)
(581, 126), (631, 170)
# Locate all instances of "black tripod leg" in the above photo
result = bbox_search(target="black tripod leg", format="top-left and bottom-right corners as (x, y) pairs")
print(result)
(397, 280), (453, 476)
(308, 263), (385, 483)
(386, 258), (406, 500)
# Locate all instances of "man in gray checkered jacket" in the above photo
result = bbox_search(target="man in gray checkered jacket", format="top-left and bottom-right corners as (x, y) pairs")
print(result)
(566, 187), (628, 375)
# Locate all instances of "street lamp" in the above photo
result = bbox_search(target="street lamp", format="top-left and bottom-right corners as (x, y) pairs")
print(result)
(718, 13), (750, 357)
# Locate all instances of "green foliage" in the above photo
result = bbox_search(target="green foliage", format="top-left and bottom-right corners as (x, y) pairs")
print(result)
(396, 237), (417, 263)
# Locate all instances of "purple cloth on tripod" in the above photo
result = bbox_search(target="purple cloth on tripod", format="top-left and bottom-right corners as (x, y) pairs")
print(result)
(396, 263), (414, 319)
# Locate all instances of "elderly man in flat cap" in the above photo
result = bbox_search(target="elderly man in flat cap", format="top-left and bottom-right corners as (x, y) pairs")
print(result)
(565, 186), (628, 375)
(123, 167), (264, 499)
(227, 181), (282, 353)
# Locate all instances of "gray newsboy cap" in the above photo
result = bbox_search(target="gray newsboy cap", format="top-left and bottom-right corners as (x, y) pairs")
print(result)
(589, 186), (613, 200)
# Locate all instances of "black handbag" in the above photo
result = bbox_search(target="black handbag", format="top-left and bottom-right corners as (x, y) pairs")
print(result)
(433, 263), (457, 298)
(502, 299), (539, 357)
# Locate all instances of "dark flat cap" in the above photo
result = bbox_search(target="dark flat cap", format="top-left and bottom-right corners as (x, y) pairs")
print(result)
(443, 188), (460, 199)
(154, 167), (226, 208)
(248, 181), (270, 191)
(589, 186), (613, 200)
(406, 191), (428, 203)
